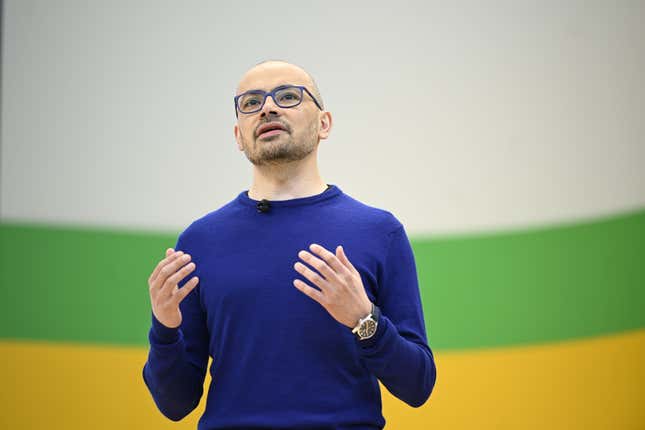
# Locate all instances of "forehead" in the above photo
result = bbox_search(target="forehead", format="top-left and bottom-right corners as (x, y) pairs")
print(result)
(236, 63), (313, 94)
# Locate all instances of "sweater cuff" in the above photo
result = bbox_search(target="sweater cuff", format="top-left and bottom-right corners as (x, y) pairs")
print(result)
(149, 312), (180, 344)
(355, 310), (390, 350)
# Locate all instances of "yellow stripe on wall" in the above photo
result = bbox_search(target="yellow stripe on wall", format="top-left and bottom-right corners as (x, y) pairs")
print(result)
(0, 340), (204, 430)
(1, 330), (644, 430)
(383, 329), (645, 429)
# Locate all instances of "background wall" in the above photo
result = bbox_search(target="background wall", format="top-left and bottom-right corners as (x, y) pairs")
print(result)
(1, 1), (644, 429)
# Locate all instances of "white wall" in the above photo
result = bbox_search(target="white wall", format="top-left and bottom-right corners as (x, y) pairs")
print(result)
(2, 0), (644, 234)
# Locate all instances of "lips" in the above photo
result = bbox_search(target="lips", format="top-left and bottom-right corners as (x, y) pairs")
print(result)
(256, 122), (288, 138)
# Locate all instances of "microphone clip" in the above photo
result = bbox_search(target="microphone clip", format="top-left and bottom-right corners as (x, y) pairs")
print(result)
(257, 199), (271, 213)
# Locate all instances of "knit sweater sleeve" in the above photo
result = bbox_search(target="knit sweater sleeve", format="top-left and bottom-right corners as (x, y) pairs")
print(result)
(355, 224), (437, 407)
(142, 232), (210, 421)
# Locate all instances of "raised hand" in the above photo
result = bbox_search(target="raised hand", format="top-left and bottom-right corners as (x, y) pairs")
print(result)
(293, 243), (372, 329)
(148, 248), (199, 328)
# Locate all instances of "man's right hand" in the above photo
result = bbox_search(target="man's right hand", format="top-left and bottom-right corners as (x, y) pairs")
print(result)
(148, 248), (199, 329)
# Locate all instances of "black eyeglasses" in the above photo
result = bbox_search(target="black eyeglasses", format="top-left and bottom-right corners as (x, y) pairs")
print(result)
(234, 84), (323, 116)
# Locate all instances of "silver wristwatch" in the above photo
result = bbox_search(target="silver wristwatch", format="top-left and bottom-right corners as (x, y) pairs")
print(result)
(351, 303), (380, 340)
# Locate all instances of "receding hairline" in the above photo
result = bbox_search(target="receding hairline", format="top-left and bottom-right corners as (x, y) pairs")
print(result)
(237, 59), (325, 110)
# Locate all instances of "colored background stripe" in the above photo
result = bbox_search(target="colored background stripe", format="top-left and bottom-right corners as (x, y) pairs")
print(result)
(1, 208), (643, 350)
(2, 329), (644, 429)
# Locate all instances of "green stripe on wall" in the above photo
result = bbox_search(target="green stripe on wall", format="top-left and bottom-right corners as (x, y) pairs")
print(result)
(417, 208), (645, 350)
(1, 208), (644, 350)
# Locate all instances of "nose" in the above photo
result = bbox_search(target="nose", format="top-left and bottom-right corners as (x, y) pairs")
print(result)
(260, 94), (280, 118)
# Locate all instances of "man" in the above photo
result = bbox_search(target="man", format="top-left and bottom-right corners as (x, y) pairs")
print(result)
(143, 60), (437, 429)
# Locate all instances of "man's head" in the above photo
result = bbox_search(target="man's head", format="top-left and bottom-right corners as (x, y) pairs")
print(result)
(233, 60), (332, 166)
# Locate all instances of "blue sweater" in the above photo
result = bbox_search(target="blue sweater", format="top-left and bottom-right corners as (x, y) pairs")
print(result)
(142, 184), (436, 429)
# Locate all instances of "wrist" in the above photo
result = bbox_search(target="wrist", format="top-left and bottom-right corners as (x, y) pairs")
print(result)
(353, 300), (372, 325)
(150, 312), (180, 344)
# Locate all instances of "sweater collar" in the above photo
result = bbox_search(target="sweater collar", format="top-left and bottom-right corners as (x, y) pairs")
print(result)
(236, 184), (342, 209)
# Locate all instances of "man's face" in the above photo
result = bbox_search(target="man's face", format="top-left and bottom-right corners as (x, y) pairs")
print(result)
(233, 63), (331, 166)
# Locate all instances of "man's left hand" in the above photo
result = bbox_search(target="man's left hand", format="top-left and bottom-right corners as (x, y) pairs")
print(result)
(293, 243), (372, 329)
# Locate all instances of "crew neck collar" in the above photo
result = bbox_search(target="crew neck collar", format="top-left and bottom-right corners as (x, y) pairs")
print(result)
(236, 184), (342, 208)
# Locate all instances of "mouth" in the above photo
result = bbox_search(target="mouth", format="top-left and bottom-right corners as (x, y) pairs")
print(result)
(256, 122), (289, 139)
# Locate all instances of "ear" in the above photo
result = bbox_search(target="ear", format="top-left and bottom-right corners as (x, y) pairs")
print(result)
(234, 124), (244, 151)
(318, 111), (333, 140)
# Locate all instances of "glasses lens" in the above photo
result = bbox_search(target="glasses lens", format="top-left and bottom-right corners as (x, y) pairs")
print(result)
(238, 92), (265, 113)
(274, 87), (303, 107)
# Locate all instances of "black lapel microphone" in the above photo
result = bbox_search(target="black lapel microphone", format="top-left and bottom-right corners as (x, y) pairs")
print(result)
(257, 199), (271, 213)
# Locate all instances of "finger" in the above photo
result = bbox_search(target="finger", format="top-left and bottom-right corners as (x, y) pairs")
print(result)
(160, 261), (196, 296)
(294, 261), (332, 292)
(149, 250), (184, 284)
(172, 276), (199, 303)
(150, 250), (185, 285)
(336, 245), (359, 276)
(166, 248), (174, 257)
(297, 250), (342, 284)
(293, 279), (326, 305)
(152, 253), (192, 290)
(309, 243), (351, 278)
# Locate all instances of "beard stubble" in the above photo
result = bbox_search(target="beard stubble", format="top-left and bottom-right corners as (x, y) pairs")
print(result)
(241, 120), (319, 166)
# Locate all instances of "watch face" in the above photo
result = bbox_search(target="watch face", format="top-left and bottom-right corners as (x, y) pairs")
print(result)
(359, 319), (377, 339)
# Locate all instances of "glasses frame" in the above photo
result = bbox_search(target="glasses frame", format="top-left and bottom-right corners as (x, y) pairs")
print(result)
(234, 84), (323, 117)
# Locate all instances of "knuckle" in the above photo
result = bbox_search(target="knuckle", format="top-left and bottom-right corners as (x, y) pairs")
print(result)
(162, 277), (175, 290)
(174, 255), (188, 265)
(168, 271), (182, 284)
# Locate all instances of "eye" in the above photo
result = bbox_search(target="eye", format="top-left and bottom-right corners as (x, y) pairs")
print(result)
(277, 89), (302, 103)
(241, 95), (263, 109)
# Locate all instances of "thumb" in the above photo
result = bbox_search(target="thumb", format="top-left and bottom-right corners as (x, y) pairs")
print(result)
(166, 248), (174, 257)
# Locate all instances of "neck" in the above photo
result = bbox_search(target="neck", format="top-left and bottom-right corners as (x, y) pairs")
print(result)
(247, 151), (327, 201)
